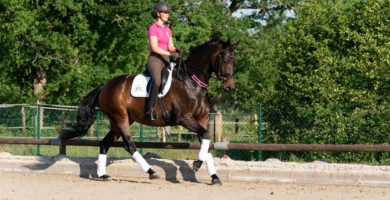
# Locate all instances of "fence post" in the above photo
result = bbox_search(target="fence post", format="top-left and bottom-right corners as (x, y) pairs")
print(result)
(35, 104), (41, 156)
(213, 113), (216, 143)
(21, 105), (26, 137)
(257, 104), (263, 161)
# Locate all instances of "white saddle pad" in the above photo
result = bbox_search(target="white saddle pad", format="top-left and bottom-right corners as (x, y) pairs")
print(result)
(131, 63), (175, 97)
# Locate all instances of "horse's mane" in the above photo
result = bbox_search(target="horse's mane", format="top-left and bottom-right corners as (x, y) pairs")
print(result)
(189, 39), (225, 55)
(173, 39), (226, 80)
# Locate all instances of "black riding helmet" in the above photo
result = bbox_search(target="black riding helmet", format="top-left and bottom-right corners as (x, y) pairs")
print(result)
(151, 2), (170, 19)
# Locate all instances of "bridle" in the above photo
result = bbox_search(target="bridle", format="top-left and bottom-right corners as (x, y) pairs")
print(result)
(214, 51), (235, 82)
(176, 47), (235, 89)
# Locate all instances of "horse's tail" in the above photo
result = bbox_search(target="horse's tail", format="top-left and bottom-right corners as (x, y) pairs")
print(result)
(60, 86), (102, 140)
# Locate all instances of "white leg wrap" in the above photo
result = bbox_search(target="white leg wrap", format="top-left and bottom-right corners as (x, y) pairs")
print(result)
(132, 151), (151, 172)
(198, 139), (210, 161)
(97, 154), (107, 177)
(205, 153), (217, 176)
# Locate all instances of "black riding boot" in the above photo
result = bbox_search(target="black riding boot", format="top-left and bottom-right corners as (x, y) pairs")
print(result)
(145, 83), (159, 120)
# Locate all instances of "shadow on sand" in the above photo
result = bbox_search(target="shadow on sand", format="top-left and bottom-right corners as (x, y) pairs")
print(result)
(23, 153), (199, 184)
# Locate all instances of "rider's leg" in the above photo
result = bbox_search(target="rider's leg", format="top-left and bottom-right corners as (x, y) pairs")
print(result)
(145, 55), (167, 120)
(146, 82), (159, 120)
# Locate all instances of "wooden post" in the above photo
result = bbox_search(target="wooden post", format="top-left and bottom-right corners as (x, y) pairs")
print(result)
(21, 105), (26, 137)
(164, 126), (170, 142)
(257, 104), (263, 161)
(162, 127), (166, 143)
(178, 126), (183, 142)
(234, 118), (240, 135)
(216, 111), (222, 143)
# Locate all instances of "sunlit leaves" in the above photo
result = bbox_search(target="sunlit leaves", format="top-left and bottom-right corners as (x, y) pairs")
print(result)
(266, 0), (390, 162)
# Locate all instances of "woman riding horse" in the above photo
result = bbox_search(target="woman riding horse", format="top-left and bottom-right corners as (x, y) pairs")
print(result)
(60, 3), (237, 186)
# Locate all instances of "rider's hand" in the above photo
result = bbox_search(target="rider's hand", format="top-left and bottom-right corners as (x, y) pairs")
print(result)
(171, 51), (180, 59)
(176, 48), (183, 57)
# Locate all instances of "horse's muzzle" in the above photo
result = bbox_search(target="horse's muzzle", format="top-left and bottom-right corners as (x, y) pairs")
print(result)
(222, 78), (235, 91)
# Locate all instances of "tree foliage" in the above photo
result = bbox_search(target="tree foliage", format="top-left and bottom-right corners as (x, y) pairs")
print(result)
(0, 0), (294, 107)
(0, 0), (389, 163)
(0, 0), (155, 104)
(265, 0), (390, 162)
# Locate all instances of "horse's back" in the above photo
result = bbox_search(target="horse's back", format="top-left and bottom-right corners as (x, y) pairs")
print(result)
(98, 74), (137, 112)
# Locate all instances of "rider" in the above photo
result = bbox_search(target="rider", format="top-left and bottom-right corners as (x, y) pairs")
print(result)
(146, 2), (181, 120)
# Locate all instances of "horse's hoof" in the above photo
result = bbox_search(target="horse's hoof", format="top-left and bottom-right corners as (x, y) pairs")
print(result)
(193, 160), (203, 172)
(211, 174), (222, 185)
(211, 177), (222, 186)
(98, 174), (111, 181)
(149, 173), (160, 180)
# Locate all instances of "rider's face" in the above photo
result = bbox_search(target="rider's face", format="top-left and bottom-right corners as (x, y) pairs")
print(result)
(158, 11), (170, 22)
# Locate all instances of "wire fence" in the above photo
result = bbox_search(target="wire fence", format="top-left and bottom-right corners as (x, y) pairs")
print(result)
(0, 104), (260, 160)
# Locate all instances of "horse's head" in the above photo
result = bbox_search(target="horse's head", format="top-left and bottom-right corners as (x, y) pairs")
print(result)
(214, 40), (238, 91)
(185, 39), (238, 90)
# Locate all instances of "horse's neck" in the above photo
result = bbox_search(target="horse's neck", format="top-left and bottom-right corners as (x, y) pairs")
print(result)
(173, 63), (209, 93)
(184, 59), (211, 84)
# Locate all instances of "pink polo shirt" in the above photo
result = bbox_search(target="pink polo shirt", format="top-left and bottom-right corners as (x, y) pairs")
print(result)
(148, 22), (172, 51)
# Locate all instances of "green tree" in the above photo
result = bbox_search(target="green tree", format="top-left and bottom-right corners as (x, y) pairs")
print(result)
(266, 0), (390, 163)
(0, 0), (297, 109)
(201, 0), (299, 111)
(0, 1), (153, 104)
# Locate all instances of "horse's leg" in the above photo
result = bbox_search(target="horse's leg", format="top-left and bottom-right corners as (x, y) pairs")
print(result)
(114, 121), (160, 180)
(97, 130), (118, 180)
(179, 115), (221, 185)
(180, 116), (209, 170)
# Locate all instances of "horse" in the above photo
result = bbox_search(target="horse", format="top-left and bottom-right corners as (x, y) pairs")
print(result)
(60, 39), (237, 185)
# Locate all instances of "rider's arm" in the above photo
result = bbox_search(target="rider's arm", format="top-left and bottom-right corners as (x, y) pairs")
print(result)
(168, 37), (177, 52)
(149, 36), (172, 56)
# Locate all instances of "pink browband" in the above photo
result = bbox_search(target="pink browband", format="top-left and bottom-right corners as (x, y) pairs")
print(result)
(191, 74), (208, 88)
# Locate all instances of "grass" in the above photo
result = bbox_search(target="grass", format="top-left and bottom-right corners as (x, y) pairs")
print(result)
(0, 143), (202, 160)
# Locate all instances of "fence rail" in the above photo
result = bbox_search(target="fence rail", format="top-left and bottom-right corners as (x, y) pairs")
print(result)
(2, 104), (389, 163)
(2, 137), (390, 154)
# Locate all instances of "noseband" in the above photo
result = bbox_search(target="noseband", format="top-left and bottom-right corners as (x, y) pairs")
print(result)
(215, 52), (234, 82)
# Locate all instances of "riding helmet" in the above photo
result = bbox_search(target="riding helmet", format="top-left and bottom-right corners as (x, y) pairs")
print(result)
(151, 2), (170, 19)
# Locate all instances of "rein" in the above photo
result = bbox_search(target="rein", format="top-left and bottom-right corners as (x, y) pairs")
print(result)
(190, 74), (208, 88)
(175, 57), (209, 89)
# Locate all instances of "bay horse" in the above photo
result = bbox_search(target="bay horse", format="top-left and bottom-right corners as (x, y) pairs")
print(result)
(60, 39), (237, 185)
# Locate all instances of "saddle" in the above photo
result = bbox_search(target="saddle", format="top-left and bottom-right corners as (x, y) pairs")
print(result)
(131, 62), (175, 98)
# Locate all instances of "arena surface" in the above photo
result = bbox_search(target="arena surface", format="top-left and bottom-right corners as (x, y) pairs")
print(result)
(1, 152), (390, 200)
(1, 172), (389, 200)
